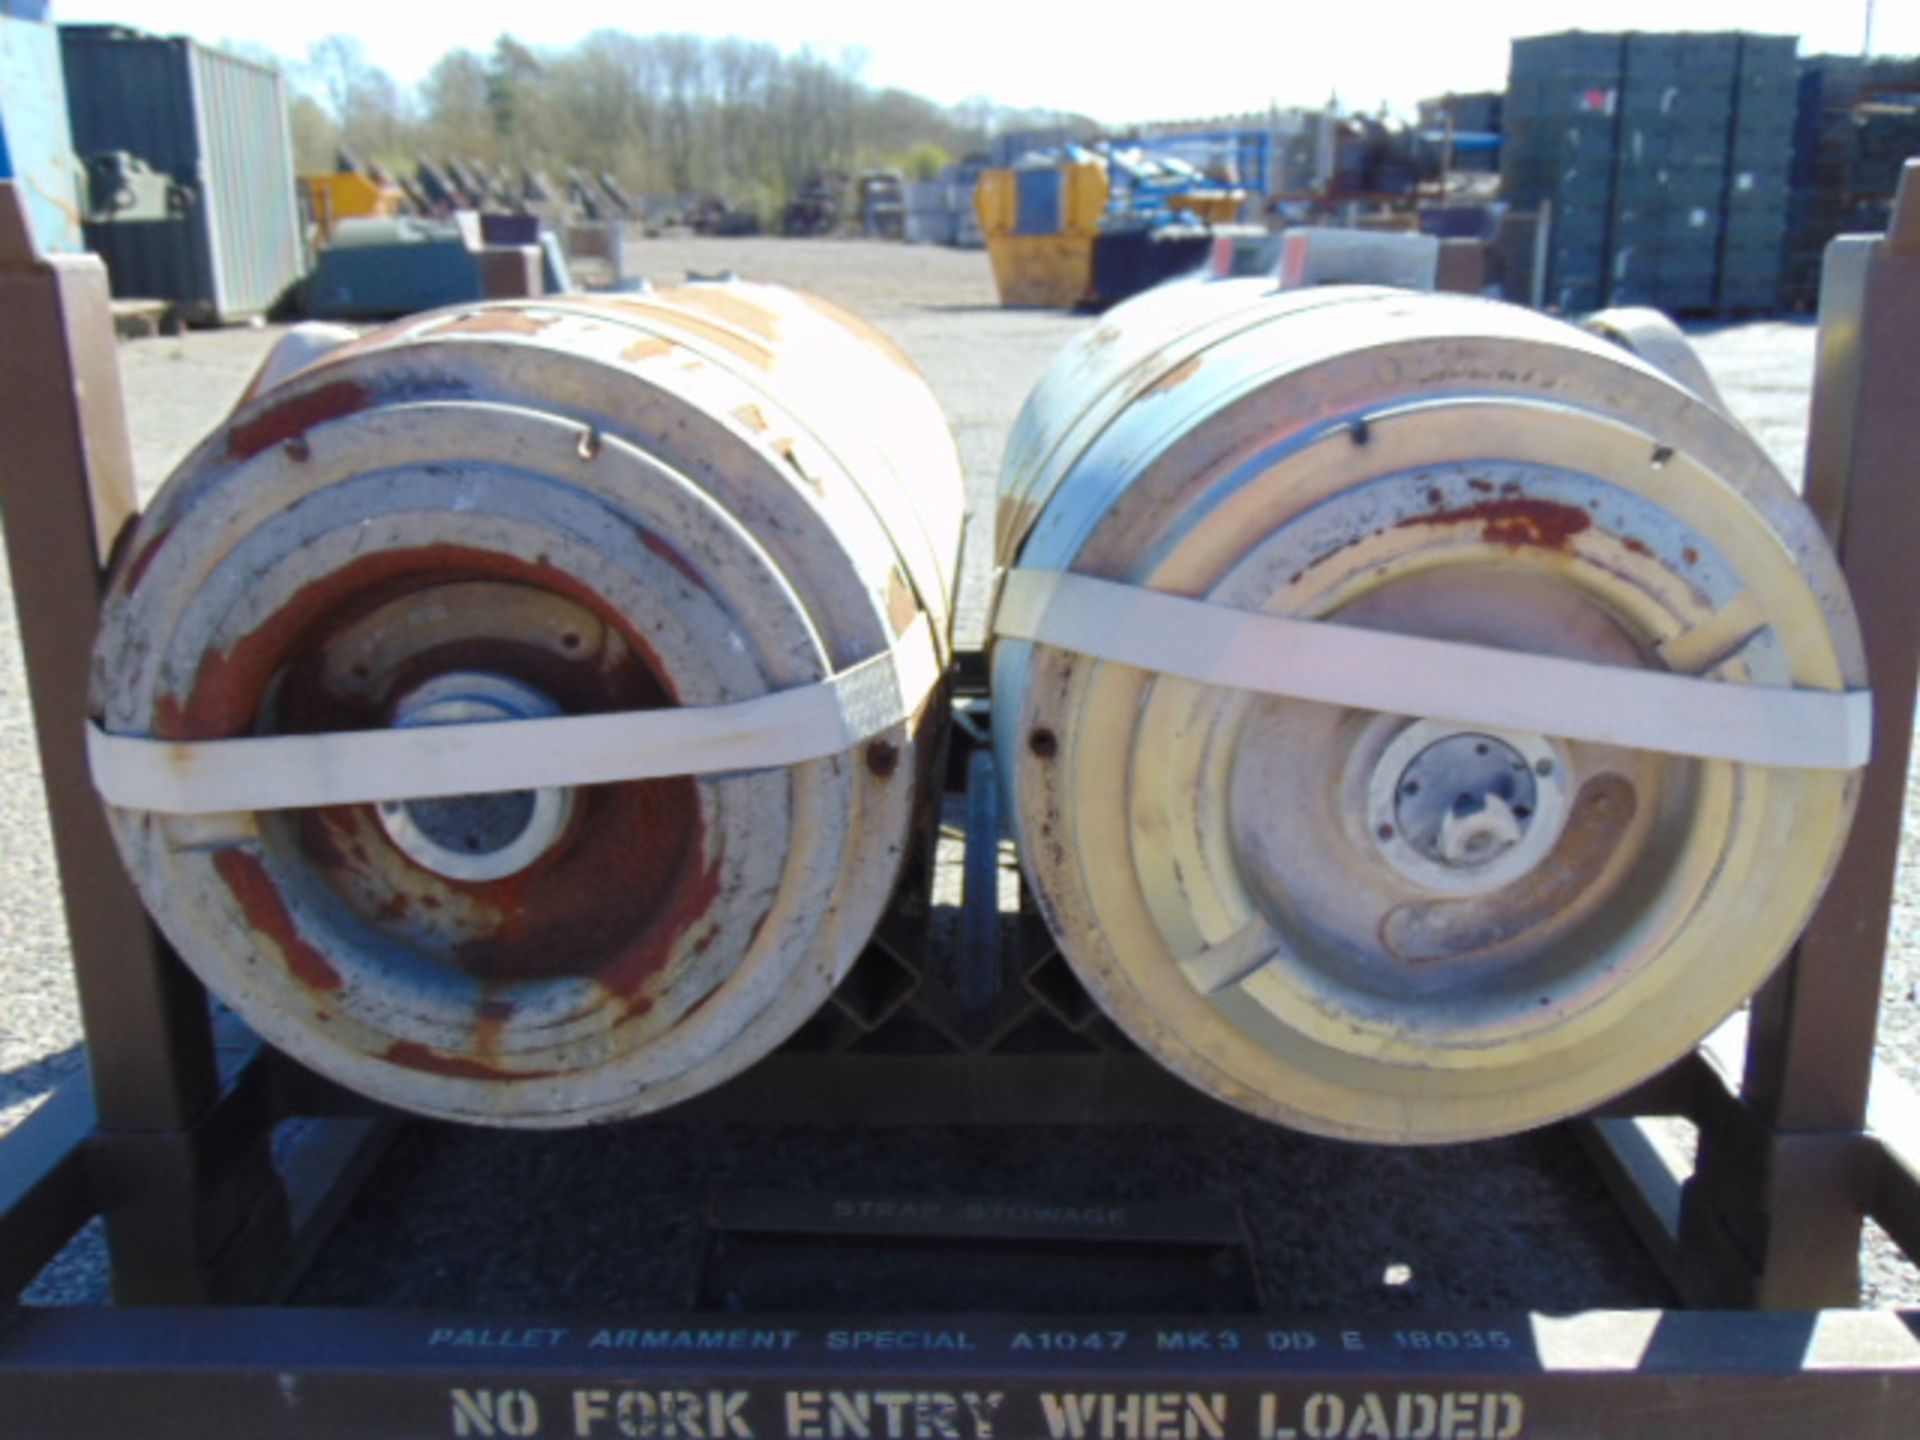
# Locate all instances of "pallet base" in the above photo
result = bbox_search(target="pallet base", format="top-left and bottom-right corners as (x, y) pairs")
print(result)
(2, 1305), (1918, 1440)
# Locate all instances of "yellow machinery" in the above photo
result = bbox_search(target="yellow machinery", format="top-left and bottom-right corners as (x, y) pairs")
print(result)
(1175, 188), (1244, 224)
(974, 160), (1108, 307)
(301, 170), (403, 245)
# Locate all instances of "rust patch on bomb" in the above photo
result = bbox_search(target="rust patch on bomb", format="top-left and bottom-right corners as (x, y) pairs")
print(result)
(226, 380), (374, 462)
(1399, 497), (1593, 552)
(213, 849), (344, 994)
(381, 1039), (555, 1081)
(662, 285), (781, 341)
(770, 435), (825, 495)
(886, 567), (919, 636)
(621, 337), (673, 363)
(156, 543), (684, 741)
(454, 839), (722, 996)
(423, 308), (556, 338)
(123, 525), (174, 593)
(1147, 356), (1203, 394)
(646, 308), (775, 370)
(636, 527), (710, 592)
(1289, 526), (1389, 584)
(161, 540), (720, 1012)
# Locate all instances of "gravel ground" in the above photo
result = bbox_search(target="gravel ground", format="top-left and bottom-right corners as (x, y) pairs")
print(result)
(3, 237), (1915, 1311)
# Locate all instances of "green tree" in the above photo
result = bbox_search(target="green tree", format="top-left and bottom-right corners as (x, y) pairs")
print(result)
(286, 93), (340, 175)
(420, 51), (494, 162)
(486, 35), (544, 149)
(901, 142), (950, 180)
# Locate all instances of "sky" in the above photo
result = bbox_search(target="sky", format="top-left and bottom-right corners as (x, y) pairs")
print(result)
(49, 0), (1920, 124)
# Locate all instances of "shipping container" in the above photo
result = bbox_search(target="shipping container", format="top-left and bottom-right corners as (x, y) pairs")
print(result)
(60, 24), (302, 323)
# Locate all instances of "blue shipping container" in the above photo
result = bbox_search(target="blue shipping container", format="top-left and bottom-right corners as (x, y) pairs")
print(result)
(0, 2), (81, 252)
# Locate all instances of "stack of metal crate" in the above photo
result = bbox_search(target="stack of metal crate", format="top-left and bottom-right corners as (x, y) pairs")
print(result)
(1502, 30), (1796, 314)
(1718, 35), (1800, 310)
(1785, 56), (1920, 309)
(1502, 31), (1626, 313)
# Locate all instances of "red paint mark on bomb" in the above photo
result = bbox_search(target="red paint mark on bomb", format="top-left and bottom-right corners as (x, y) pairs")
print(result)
(225, 381), (374, 462)
(1147, 356), (1203, 394)
(124, 526), (174, 593)
(1399, 497), (1593, 551)
(212, 849), (345, 994)
(157, 542), (685, 740)
(423, 309), (555, 338)
(381, 1039), (555, 1081)
(637, 527), (710, 592)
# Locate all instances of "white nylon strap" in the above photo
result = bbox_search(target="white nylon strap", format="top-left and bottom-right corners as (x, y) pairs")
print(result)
(994, 570), (1872, 771)
(89, 616), (942, 815)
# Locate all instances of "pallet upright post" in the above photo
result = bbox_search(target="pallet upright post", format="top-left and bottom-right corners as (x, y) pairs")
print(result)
(0, 182), (291, 1302)
(1681, 161), (1920, 1308)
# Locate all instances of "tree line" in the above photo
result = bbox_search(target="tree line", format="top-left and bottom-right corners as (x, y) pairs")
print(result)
(288, 32), (1086, 220)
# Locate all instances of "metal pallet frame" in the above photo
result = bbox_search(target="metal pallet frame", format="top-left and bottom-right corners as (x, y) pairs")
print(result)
(1, 169), (1919, 1436)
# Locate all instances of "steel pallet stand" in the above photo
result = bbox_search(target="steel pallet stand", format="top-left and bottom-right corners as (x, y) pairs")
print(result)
(1, 170), (1919, 1438)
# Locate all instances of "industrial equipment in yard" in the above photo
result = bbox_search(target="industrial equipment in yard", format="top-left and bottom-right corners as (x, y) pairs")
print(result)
(299, 162), (404, 246)
(992, 278), (1868, 1144)
(975, 146), (1250, 309)
(858, 168), (908, 239)
(975, 156), (1109, 307)
(79, 149), (178, 224)
(1, 171), (1919, 1436)
(301, 214), (552, 317)
(85, 282), (964, 1127)
(782, 170), (848, 236)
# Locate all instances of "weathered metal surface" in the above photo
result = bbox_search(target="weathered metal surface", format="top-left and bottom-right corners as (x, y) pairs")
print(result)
(60, 26), (303, 323)
(91, 282), (965, 1127)
(2, 1305), (1920, 1439)
(993, 279), (1867, 1144)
